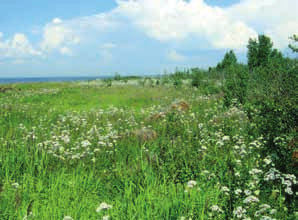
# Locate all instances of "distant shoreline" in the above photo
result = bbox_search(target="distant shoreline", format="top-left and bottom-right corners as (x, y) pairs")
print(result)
(0, 76), (111, 85)
(0, 74), (161, 85)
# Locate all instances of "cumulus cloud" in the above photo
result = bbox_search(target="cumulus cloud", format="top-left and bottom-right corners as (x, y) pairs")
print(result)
(40, 18), (81, 53)
(0, 33), (42, 59)
(52, 17), (62, 24)
(40, 14), (120, 54)
(115, 0), (297, 50)
(116, 0), (257, 49)
(227, 0), (298, 49)
(2, 0), (296, 63)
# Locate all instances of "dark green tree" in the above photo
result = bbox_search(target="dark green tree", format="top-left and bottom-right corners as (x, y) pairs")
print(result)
(247, 38), (259, 69)
(216, 50), (237, 70)
(247, 35), (274, 69)
(258, 35), (273, 66)
(222, 50), (237, 68)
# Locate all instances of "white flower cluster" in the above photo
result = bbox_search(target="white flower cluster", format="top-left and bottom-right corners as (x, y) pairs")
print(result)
(264, 168), (297, 195)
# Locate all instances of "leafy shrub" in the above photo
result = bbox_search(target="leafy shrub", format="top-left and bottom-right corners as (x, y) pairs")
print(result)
(223, 64), (249, 107)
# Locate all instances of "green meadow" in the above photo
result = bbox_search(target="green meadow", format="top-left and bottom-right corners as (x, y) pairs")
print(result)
(0, 34), (297, 220)
(0, 76), (296, 219)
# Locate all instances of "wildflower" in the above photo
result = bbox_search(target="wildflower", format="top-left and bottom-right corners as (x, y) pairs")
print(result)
(98, 141), (106, 146)
(187, 180), (197, 188)
(235, 160), (242, 165)
(260, 216), (275, 220)
(88, 125), (98, 135)
(243, 195), (259, 204)
(284, 174), (296, 182)
(222, 136), (230, 142)
(244, 190), (251, 195)
(233, 206), (246, 218)
(96, 202), (112, 213)
(264, 168), (281, 181)
(249, 169), (263, 175)
(216, 140), (224, 147)
(61, 135), (70, 144)
(202, 170), (210, 175)
(250, 140), (261, 148)
(234, 189), (242, 195)
(235, 172), (241, 177)
(102, 215), (109, 220)
(259, 204), (271, 210)
(210, 205), (223, 213)
(234, 145), (240, 150)
(12, 182), (19, 189)
(221, 186), (230, 192)
(81, 140), (91, 147)
(23, 212), (34, 220)
(263, 157), (272, 165)
(269, 209), (276, 215)
(282, 179), (292, 187)
(285, 187), (293, 195)
(201, 146), (207, 151)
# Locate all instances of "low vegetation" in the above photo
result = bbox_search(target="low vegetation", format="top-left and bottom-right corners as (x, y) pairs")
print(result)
(0, 35), (297, 219)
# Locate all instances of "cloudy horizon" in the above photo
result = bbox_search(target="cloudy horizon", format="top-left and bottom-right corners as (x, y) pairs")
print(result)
(0, 0), (297, 77)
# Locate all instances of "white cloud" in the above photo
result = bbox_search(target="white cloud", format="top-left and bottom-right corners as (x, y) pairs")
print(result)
(167, 50), (186, 61)
(227, 0), (298, 49)
(2, 0), (296, 63)
(39, 13), (121, 54)
(116, 0), (257, 49)
(0, 33), (42, 59)
(115, 0), (297, 50)
(52, 17), (62, 24)
(40, 22), (80, 52)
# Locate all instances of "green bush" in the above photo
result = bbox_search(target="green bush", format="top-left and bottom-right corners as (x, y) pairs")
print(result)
(223, 64), (249, 107)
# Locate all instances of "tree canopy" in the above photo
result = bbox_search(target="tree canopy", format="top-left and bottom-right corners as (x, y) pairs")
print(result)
(288, 34), (298, 53)
(247, 35), (274, 69)
(216, 50), (237, 70)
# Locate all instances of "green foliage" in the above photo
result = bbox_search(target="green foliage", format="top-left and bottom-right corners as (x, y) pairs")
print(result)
(0, 79), (296, 219)
(288, 34), (298, 53)
(258, 35), (273, 66)
(114, 72), (121, 81)
(191, 68), (205, 88)
(170, 68), (191, 80)
(247, 38), (259, 69)
(223, 64), (249, 107)
(104, 79), (112, 87)
(245, 61), (297, 175)
(247, 35), (275, 69)
(1, 34), (297, 219)
(217, 50), (238, 70)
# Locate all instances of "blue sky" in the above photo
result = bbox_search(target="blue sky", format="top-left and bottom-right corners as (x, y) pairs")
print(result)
(0, 0), (297, 77)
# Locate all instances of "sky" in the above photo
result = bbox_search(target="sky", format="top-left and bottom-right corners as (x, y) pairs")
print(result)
(0, 0), (297, 77)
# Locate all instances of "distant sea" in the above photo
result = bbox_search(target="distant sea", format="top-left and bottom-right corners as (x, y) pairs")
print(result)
(0, 76), (111, 85)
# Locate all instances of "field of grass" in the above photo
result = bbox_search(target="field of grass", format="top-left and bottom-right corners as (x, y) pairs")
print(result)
(0, 79), (296, 219)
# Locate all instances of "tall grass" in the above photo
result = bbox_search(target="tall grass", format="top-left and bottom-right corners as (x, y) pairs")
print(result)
(0, 80), (296, 219)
